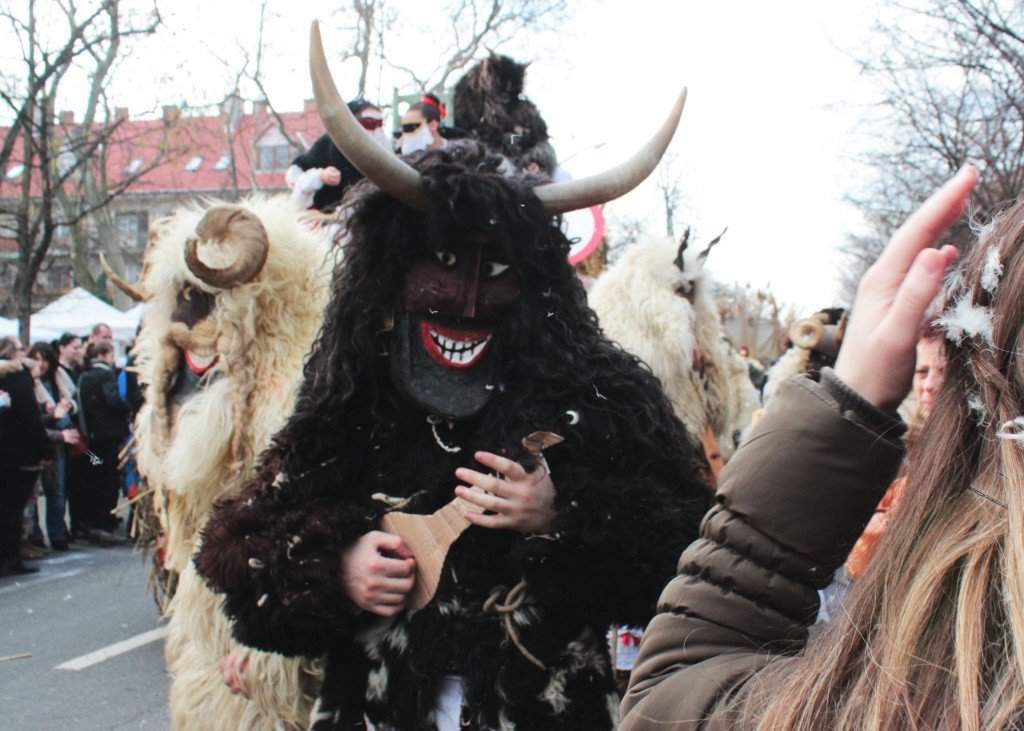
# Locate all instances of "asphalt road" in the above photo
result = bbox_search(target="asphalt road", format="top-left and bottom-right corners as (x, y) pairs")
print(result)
(0, 544), (170, 731)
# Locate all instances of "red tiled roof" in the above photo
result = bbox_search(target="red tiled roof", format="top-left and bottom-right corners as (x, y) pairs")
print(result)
(0, 104), (326, 198)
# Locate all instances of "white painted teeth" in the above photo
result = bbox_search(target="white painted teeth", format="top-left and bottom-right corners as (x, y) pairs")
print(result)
(187, 351), (216, 369)
(430, 330), (491, 365)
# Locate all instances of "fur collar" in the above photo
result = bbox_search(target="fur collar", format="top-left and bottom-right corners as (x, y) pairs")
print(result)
(0, 358), (25, 377)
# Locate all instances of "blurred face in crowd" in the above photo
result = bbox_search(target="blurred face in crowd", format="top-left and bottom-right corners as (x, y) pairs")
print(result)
(59, 337), (83, 366)
(356, 107), (389, 149)
(91, 324), (113, 344)
(913, 336), (946, 419)
(2, 337), (24, 360)
(399, 108), (439, 155)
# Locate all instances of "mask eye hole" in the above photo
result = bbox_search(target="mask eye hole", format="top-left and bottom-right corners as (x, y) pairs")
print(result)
(433, 250), (457, 268)
(482, 261), (510, 278)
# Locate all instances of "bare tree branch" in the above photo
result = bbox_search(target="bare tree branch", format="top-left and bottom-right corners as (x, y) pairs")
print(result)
(841, 0), (1024, 303)
(0, 0), (163, 336)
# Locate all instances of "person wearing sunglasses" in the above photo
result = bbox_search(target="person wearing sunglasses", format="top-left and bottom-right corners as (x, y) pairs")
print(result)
(287, 98), (388, 212)
(399, 93), (448, 156)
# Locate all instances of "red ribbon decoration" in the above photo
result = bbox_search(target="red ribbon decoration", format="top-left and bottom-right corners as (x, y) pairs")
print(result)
(420, 95), (447, 121)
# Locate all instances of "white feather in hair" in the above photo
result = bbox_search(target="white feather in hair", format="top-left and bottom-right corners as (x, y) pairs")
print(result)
(981, 247), (1004, 295)
(937, 296), (994, 346)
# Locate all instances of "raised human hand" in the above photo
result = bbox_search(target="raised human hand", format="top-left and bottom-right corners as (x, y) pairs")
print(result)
(340, 531), (416, 617)
(54, 399), (72, 420)
(320, 165), (342, 186)
(834, 165), (977, 411)
(218, 648), (251, 698)
(455, 451), (556, 534)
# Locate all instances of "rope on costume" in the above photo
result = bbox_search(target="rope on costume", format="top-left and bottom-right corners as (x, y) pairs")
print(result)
(483, 580), (546, 670)
(427, 415), (462, 453)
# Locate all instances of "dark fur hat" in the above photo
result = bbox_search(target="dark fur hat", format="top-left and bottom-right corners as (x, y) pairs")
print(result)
(453, 53), (550, 165)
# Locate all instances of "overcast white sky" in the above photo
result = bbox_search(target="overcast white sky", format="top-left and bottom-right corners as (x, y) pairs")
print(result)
(21, 0), (898, 311)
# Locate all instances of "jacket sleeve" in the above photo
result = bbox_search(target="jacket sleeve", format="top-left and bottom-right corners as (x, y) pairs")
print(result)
(100, 372), (129, 416)
(194, 456), (380, 657)
(291, 134), (331, 171)
(619, 371), (906, 730)
(13, 370), (49, 465)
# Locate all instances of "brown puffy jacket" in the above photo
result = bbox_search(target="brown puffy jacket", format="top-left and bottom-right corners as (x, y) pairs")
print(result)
(620, 370), (906, 730)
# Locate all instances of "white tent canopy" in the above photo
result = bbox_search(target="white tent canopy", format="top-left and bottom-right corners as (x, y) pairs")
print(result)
(0, 316), (62, 344)
(31, 288), (140, 344)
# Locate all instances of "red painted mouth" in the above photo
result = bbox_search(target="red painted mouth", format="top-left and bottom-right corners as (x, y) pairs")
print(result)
(184, 350), (218, 376)
(419, 321), (494, 370)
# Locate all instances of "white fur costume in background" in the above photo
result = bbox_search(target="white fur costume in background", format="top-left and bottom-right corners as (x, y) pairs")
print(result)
(132, 196), (331, 730)
(589, 236), (758, 459)
(760, 344), (810, 407)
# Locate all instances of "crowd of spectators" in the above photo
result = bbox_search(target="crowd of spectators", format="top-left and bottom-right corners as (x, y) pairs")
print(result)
(0, 323), (137, 576)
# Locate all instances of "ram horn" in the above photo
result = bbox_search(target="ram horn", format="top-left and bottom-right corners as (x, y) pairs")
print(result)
(789, 316), (825, 350)
(99, 253), (149, 302)
(184, 206), (269, 289)
(533, 89), (687, 215)
(309, 22), (428, 210)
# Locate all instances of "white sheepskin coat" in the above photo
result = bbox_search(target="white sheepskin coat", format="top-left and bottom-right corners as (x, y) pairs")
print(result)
(131, 195), (332, 731)
(589, 236), (758, 459)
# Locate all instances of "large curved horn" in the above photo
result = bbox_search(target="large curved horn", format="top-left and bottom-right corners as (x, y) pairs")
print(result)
(99, 253), (148, 302)
(309, 22), (428, 210)
(184, 206), (269, 289)
(534, 89), (687, 215)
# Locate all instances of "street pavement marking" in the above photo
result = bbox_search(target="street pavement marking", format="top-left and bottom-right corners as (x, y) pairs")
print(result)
(55, 626), (168, 671)
(0, 569), (83, 596)
(42, 552), (96, 566)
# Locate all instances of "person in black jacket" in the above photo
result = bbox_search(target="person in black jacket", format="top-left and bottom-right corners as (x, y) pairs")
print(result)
(77, 341), (129, 539)
(0, 336), (48, 576)
(287, 99), (385, 212)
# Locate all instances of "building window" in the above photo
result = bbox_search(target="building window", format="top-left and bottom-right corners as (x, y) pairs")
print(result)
(47, 267), (67, 290)
(184, 155), (203, 172)
(125, 157), (144, 175)
(6, 164), (24, 180)
(116, 211), (149, 249)
(214, 154), (230, 171)
(256, 144), (292, 171)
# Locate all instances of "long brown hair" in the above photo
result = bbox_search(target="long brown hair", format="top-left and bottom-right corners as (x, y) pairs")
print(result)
(743, 201), (1024, 730)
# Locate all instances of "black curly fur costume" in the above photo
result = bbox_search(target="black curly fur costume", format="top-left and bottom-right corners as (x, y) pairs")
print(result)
(196, 142), (710, 730)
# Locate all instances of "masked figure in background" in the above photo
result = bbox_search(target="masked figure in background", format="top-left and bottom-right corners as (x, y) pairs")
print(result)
(109, 197), (331, 730)
(195, 27), (709, 731)
(288, 99), (387, 212)
(759, 307), (847, 409)
(590, 230), (759, 484)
